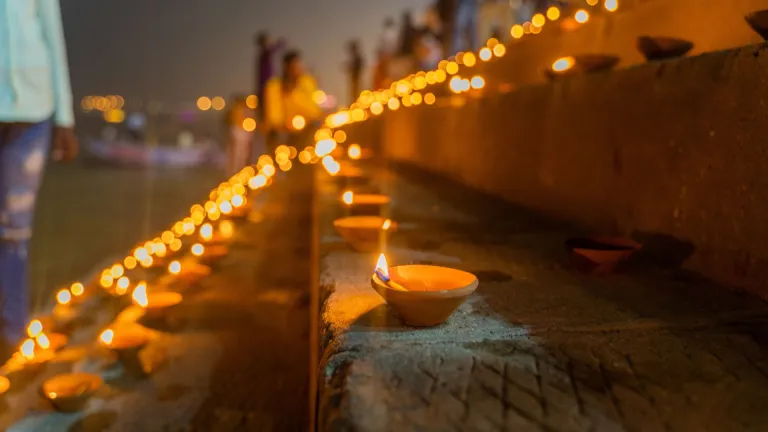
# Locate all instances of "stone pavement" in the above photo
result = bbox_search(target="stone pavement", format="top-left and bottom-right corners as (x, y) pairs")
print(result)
(0, 165), (312, 431)
(317, 164), (768, 432)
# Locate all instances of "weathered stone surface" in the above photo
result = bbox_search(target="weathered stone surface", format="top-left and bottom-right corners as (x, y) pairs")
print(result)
(317, 166), (768, 431)
(348, 40), (768, 298)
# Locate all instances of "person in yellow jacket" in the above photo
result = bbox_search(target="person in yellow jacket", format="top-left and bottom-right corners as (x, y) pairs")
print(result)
(263, 51), (322, 150)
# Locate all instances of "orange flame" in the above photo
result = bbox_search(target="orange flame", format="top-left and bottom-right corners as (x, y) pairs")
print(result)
(56, 289), (71, 305)
(27, 320), (43, 338)
(36, 333), (51, 350)
(382, 219), (392, 230)
(375, 253), (389, 279)
(99, 329), (114, 346)
(20, 339), (35, 360)
(132, 282), (149, 308)
(342, 191), (354, 205)
(191, 243), (205, 257)
(169, 261), (182, 275)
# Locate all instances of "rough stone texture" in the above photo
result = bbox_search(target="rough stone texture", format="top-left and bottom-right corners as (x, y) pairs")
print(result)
(1, 166), (313, 432)
(317, 165), (768, 432)
(348, 43), (768, 298)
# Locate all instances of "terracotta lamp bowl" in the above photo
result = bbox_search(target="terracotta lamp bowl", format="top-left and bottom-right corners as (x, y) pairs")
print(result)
(564, 236), (641, 274)
(0, 376), (10, 397)
(545, 54), (620, 80)
(746, 10), (768, 40)
(337, 165), (365, 179)
(636, 36), (693, 61)
(333, 216), (398, 252)
(41, 373), (102, 412)
(104, 327), (150, 376)
(347, 194), (391, 216)
(371, 265), (478, 327)
(143, 292), (182, 318)
(197, 244), (229, 265)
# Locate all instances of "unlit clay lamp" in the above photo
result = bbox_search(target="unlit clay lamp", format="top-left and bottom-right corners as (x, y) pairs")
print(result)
(333, 217), (398, 252)
(132, 283), (182, 319)
(564, 236), (641, 274)
(370, 254), (478, 327)
(41, 372), (102, 412)
(636, 36), (693, 61)
(745, 10), (768, 41)
(99, 327), (150, 376)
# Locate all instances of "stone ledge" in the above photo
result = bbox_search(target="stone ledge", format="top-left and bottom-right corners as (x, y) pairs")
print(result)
(315, 165), (768, 432)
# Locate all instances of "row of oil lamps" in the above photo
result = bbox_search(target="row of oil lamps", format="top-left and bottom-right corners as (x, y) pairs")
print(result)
(314, 0), (620, 133)
(0, 141), (347, 412)
(327, 152), (480, 329)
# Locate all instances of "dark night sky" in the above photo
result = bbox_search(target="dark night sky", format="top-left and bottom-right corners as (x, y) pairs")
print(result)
(60, 0), (432, 109)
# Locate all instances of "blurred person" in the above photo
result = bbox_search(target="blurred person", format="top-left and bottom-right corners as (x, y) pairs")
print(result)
(452, 0), (479, 53)
(224, 95), (254, 175)
(378, 17), (399, 57)
(372, 49), (392, 90)
(346, 40), (364, 105)
(264, 51), (323, 151)
(0, 0), (77, 360)
(399, 11), (417, 56)
(255, 32), (285, 119)
(436, 0), (457, 56)
(126, 111), (146, 142)
(414, 28), (443, 71)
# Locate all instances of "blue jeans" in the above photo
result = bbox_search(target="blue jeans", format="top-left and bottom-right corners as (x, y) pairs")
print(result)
(0, 120), (51, 344)
(453, 0), (478, 54)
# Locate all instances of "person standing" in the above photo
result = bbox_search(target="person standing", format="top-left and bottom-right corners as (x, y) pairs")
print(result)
(0, 0), (78, 359)
(255, 32), (284, 119)
(436, 0), (457, 56)
(399, 11), (417, 56)
(346, 40), (364, 105)
(452, 0), (479, 53)
(378, 17), (399, 57)
(224, 95), (254, 175)
(263, 51), (322, 151)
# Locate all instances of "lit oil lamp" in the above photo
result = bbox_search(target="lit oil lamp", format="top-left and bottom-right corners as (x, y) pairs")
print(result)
(191, 242), (229, 265)
(99, 327), (150, 376)
(341, 190), (391, 216)
(41, 372), (103, 412)
(333, 216), (398, 252)
(370, 254), (479, 327)
(131, 282), (182, 320)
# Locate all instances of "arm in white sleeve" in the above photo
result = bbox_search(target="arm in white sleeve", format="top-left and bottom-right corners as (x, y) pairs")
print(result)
(37, 0), (74, 127)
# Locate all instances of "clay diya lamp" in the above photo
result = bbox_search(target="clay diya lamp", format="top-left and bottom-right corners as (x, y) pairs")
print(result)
(99, 327), (150, 376)
(564, 236), (642, 274)
(167, 260), (212, 284)
(341, 191), (391, 216)
(41, 372), (103, 412)
(132, 283), (182, 320)
(199, 221), (236, 246)
(636, 36), (693, 61)
(745, 10), (768, 41)
(333, 216), (397, 252)
(544, 54), (620, 80)
(370, 254), (478, 327)
(334, 164), (369, 187)
(190, 243), (229, 266)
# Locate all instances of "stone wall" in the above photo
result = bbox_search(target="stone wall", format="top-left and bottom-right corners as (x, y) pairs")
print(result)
(346, 44), (768, 297)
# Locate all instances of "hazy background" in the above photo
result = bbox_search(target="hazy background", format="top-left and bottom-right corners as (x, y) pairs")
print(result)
(61, 0), (433, 108)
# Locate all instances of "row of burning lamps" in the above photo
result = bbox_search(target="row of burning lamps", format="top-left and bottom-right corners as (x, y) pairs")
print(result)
(7, 138), (363, 397)
(312, 0), (619, 133)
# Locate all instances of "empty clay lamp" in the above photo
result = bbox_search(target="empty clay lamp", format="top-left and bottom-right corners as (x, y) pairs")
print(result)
(132, 283), (182, 319)
(636, 36), (693, 61)
(333, 217), (398, 252)
(190, 242), (228, 265)
(41, 373), (103, 412)
(99, 327), (150, 376)
(564, 236), (641, 274)
(745, 10), (768, 40)
(370, 254), (479, 327)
